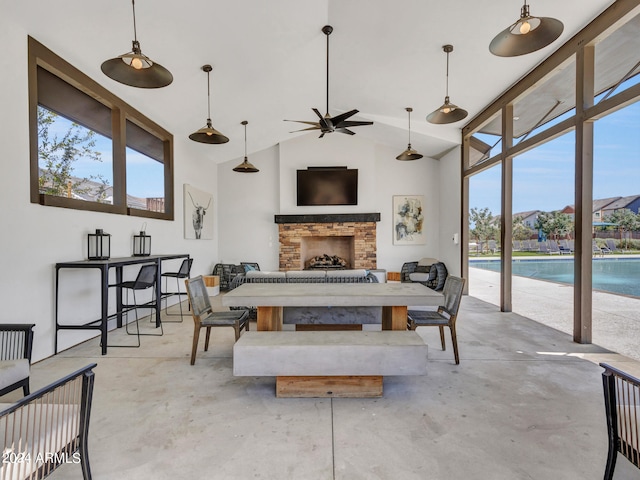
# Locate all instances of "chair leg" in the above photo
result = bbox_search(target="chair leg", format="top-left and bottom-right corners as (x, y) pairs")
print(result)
(234, 322), (240, 341)
(139, 289), (164, 336)
(190, 324), (201, 366)
(450, 325), (460, 365)
(163, 276), (185, 322)
(439, 326), (446, 350)
(22, 381), (30, 397)
(204, 327), (212, 351)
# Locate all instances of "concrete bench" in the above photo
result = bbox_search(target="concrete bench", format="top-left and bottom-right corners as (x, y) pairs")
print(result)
(233, 331), (428, 397)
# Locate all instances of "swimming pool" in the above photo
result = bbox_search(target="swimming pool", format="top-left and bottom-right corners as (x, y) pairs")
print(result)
(469, 257), (640, 298)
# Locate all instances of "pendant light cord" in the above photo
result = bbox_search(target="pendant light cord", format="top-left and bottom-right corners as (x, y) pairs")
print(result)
(131, 0), (138, 42)
(244, 123), (247, 157)
(207, 70), (211, 120)
(445, 50), (450, 98)
(408, 109), (412, 145)
(326, 31), (330, 116)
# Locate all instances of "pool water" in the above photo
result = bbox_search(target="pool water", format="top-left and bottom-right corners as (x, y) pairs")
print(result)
(470, 257), (640, 298)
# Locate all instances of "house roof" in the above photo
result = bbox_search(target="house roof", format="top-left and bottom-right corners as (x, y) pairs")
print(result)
(6, 1), (618, 164)
(601, 194), (640, 211)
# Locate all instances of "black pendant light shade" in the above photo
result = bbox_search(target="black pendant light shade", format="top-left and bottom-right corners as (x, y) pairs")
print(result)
(233, 121), (259, 173)
(489, 1), (564, 57)
(189, 65), (229, 144)
(101, 0), (173, 88)
(396, 108), (423, 161)
(427, 45), (468, 125)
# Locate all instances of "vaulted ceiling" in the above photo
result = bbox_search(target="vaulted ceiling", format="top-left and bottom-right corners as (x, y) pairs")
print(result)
(6, 0), (616, 162)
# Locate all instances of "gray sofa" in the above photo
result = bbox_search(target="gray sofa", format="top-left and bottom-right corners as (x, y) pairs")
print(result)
(228, 269), (379, 320)
(229, 268), (378, 289)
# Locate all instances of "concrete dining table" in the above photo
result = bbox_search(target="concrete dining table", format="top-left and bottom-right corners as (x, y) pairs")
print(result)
(222, 281), (444, 331)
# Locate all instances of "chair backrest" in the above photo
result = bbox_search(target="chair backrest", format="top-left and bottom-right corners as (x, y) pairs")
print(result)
(133, 264), (157, 288)
(441, 276), (465, 318)
(601, 363), (640, 473)
(606, 239), (616, 250)
(178, 258), (194, 276)
(0, 324), (35, 362)
(185, 276), (213, 319)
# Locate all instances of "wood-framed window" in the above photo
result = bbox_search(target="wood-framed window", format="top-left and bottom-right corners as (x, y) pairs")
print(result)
(28, 36), (174, 220)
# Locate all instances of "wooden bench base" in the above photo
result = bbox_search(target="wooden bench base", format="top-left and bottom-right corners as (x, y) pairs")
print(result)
(276, 376), (383, 398)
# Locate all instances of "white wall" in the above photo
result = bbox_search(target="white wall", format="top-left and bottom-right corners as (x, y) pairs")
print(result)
(0, 16), (218, 362)
(437, 147), (462, 276)
(217, 132), (444, 274)
(217, 145), (281, 271)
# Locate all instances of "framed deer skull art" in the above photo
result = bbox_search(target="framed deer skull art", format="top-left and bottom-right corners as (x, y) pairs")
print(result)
(184, 184), (213, 240)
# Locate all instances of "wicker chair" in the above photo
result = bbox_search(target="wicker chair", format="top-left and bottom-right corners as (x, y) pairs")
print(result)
(0, 324), (35, 397)
(600, 363), (640, 479)
(401, 259), (448, 291)
(184, 276), (249, 365)
(407, 276), (465, 364)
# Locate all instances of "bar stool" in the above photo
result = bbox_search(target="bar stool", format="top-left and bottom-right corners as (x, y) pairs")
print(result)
(111, 264), (163, 347)
(161, 258), (193, 322)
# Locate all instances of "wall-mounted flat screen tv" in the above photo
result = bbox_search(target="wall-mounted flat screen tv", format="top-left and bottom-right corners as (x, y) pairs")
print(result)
(296, 167), (358, 206)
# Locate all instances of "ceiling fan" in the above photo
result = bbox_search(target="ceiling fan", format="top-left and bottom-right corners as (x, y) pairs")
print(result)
(285, 25), (373, 138)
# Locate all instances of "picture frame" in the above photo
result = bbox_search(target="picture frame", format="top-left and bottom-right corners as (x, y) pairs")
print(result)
(393, 195), (425, 245)
(184, 184), (213, 240)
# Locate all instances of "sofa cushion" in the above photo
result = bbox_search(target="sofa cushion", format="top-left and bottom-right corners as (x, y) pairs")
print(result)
(0, 359), (29, 390)
(326, 269), (367, 279)
(286, 270), (327, 281)
(417, 257), (438, 267)
(409, 272), (431, 282)
(246, 271), (286, 279)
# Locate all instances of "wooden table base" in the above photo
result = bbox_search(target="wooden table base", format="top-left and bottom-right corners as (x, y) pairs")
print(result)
(276, 376), (383, 398)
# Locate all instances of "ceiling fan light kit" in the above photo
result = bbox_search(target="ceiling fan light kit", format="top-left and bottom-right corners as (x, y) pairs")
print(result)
(101, 0), (173, 88)
(189, 65), (229, 144)
(489, 1), (564, 57)
(285, 25), (373, 138)
(396, 107), (423, 161)
(233, 121), (259, 173)
(427, 45), (468, 125)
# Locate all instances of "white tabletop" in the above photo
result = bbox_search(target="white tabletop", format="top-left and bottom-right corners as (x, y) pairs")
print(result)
(222, 282), (443, 307)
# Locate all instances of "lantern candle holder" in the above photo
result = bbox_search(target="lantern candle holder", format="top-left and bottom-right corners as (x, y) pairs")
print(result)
(88, 229), (111, 260)
(133, 229), (151, 256)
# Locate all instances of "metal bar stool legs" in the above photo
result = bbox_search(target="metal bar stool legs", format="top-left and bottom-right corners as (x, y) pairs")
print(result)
(161, 258), (193, 322)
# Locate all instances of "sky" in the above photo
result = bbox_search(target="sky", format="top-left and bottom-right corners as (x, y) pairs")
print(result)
(40, 109), (164, 199)
(469, 98), (640, 216)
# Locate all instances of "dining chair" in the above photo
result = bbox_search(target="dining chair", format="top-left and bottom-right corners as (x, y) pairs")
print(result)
(161, 258), (193, 321)
(184, 276), (249, 365)
(407, 276), (465, 364)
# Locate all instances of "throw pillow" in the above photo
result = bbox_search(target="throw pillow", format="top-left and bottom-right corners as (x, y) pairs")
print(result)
(244, 264), (256, 273)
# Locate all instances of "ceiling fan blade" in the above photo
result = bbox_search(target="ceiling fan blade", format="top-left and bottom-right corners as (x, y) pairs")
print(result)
(312, 108), (324, 120)
(330, 109), (359, 125)
(337, 120), (374, 128)
(336, 128), (356, 135)
(319, 132), (325, 138)
(284, 119), (321, 126)
(288, 126), (321, 133)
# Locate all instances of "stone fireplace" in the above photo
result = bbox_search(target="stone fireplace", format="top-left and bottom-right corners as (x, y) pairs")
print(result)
(275, 213), (380, 271)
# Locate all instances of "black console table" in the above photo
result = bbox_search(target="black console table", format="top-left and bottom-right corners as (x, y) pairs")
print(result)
(55, 254), (189, 355)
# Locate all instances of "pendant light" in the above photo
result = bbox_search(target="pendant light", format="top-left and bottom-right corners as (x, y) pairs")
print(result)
(101, 0), (173, 88)
(396, 108), (423, 161)
(489, 1), (564, 57)
(233, 121), (259, 173)
(189, 65), (229, 144)
(427, 45), (468, 125)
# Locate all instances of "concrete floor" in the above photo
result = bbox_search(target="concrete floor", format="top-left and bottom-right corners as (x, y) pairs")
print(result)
(6, 289), (640, 479)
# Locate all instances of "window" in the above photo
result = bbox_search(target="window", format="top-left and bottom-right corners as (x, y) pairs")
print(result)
(28, 37), (174, 220)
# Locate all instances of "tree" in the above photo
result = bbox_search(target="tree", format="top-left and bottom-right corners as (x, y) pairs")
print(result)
(37, 106), (104, 198)
(535, 211), (573, 240)
(512, 215), (534, 241)
(469, 207), (499, 253)
(605, 209), (639, 249)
